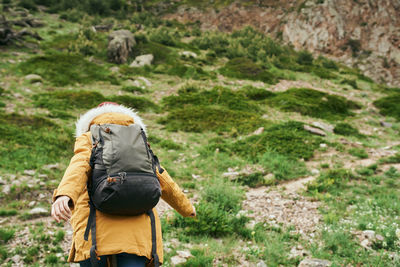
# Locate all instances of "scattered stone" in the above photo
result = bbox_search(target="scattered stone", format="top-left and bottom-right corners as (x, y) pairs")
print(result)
(39, 193), (46, 199)
(222, 171), (240, 178)
(376, 234), (384, 241)
(130, 54), (154, 68)
(312, 122), (334, 133)
(256, 260), (268, 267)
(137, 77), (152, 87)
(319, 143), (327, 148)
(298, 258), (332, 267)
(311, 169), (320, 176)
(380, 121), (393, 128)
(2, 184), (10, 194)
(363, 230), (375, 240)
(29, 207), (48, 215)
(170, 255), (187, 266)
(107, 30), (136, 64)
(43, 163), (60, 170)
(12, 255), (22, 264)
(38, 174), (48, 179)
(360, 239), (371, 249)
(25, 74), (43, 83)
(24, 170), (35, 176)
(110, 66), (120, 73)
(192, 174), (201, 180)
(0, 177), (5, 185)
(303, 125), (327, 136)
(179, 51), (197, 58)
(253, 127), (264, 135)
(28, 201), (36, 207)
(176, 250), (192, 259)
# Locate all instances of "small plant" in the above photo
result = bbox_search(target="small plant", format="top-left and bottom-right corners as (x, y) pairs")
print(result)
(333, 123), (362, 137)
(181, 249), (213, 267)
(296, 50), (313, 65)
(348, 148), (368, 159)
(340, 79), (358, 89)
(373, 92), (400, 121)
(0, 228), (15, 243)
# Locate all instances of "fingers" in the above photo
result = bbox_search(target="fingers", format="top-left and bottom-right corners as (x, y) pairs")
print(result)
(51, 197), (71, 223)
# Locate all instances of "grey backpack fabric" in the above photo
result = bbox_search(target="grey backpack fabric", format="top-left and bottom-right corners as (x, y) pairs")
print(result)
(84, 123), (162, 267)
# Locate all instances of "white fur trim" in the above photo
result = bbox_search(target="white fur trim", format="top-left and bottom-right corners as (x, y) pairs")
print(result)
(75, 104), (146, 137)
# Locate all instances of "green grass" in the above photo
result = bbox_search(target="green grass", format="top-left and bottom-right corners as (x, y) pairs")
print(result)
(219, 57), (277, 84)
(266, 88), (361, 120)
(333, 122), (363, 137)
(373, 93), (400, 121)
(0, 228), (15, 244)
(17, 52), (116, 86)
(0, 113), (73, 171)
(348, 148), (368, 159)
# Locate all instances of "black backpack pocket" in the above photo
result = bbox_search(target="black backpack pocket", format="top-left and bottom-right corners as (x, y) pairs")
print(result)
(92, 172), (161, 216)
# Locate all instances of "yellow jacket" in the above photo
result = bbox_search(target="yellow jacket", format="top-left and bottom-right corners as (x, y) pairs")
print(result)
(52, 105), (194, 264)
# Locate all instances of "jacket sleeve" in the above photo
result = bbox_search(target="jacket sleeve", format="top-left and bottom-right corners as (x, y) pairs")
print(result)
(52, 133), (92, 210)
(157, 167), (194, 217)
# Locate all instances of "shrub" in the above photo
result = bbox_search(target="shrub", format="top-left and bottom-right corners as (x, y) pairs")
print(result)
(296, 51), (313, 65)
(171, 181), (247, 237)
(340, 79), (358, 89)
(320, 57), (339, 70)
(313, 68), (337, 79)
(266, 88), (361, 120)
(236, 172), (266, 188)
(230, 121), (323, 160)
(0, 228), (15, 243)
(373, 93), (400, 121)
(333, 123), (362, 137)
(219, 57), (277, 84)
(18, 53), (115, 86)
(149, 27), (177, 47)
(0, 209), (18, 216)
(348, 148), (368, 159)
(307, 169), (355, 193)
(241, 86), (275, 100)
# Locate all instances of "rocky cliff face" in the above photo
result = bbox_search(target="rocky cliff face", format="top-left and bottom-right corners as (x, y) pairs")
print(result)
(164, 0), (400, 87)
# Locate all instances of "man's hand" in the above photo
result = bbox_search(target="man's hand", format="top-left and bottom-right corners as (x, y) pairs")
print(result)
(51, 196), (72, 223)
(189, 205), (196, 217)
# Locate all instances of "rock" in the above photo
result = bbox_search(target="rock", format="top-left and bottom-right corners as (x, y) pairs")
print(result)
(2, 184), (10, 194)
(253, 127), (264, 135)
(319, 143), (327, 148)
(312, 122), (334, 133)
(380, 121), (393, 128)
(176, 250), (192, 258)
(28, 201), (36, 207)
(360, 239), (371, 249)
(298, 258), (332, 267)
(171, 255), (187, 266)
(245, 220), (256, 230)
(25, 74), (42, 83)
(43, 163), (60, 170)
(12, 255), (22, 264)
(0, 177), (5, 185)
(107, 30), (136, 64)
(303, 125), (326, 136)
(311, 169), (320, 176)
(179, 51), (197, 58)
(130, 54), (154, 68)
(363, 230), (375, 240)
(257, 260), (268, 267)
(137, 77), (152, 87)
(29, 207), (48, 215)
(376, 234), (384, 241)
(38, 174), (48, 179)
(24, 170), (35, 176)
(222, 171), (240, 178)
(110, 66), (120, 73)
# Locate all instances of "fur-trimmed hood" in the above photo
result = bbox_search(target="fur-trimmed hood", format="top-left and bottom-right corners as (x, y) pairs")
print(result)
(75, 104), (146, 137)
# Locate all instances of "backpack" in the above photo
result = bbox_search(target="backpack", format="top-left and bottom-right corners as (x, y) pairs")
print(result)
(83, 123), (162, 267)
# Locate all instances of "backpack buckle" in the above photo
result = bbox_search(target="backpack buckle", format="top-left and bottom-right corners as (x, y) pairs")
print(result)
(118, 172), (126, 183)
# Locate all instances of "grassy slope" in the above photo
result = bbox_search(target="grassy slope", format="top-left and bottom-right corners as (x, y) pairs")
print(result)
(0, 4), (399, 267)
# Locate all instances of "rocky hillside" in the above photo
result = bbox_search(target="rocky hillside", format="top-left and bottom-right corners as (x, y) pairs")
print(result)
(163, 0), (400, 87)
(0, 1), (400, 266)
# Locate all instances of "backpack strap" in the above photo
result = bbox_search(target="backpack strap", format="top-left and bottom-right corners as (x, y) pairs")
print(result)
(147, 209), (160, 267)
(84, 201), (99, 267)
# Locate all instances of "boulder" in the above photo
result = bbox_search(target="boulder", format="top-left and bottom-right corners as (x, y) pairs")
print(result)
(107, 30), (136, 64)
(304, 125), (327, 136)
(130, 54), (154, 68)
(298, 259), (332, 267)
(312, 122), (334, 133)
(25, 74), (42, 83)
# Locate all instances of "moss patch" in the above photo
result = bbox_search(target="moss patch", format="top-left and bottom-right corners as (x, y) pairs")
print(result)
(17, 53), (116, 86)
(33, 90), (159, 114)
(0, 113), (73, 171)
(159, 106), (265, 134)
(266, 88), (361, 120)
(219, 57), (277, 84)
(373, 93), (400, 121)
